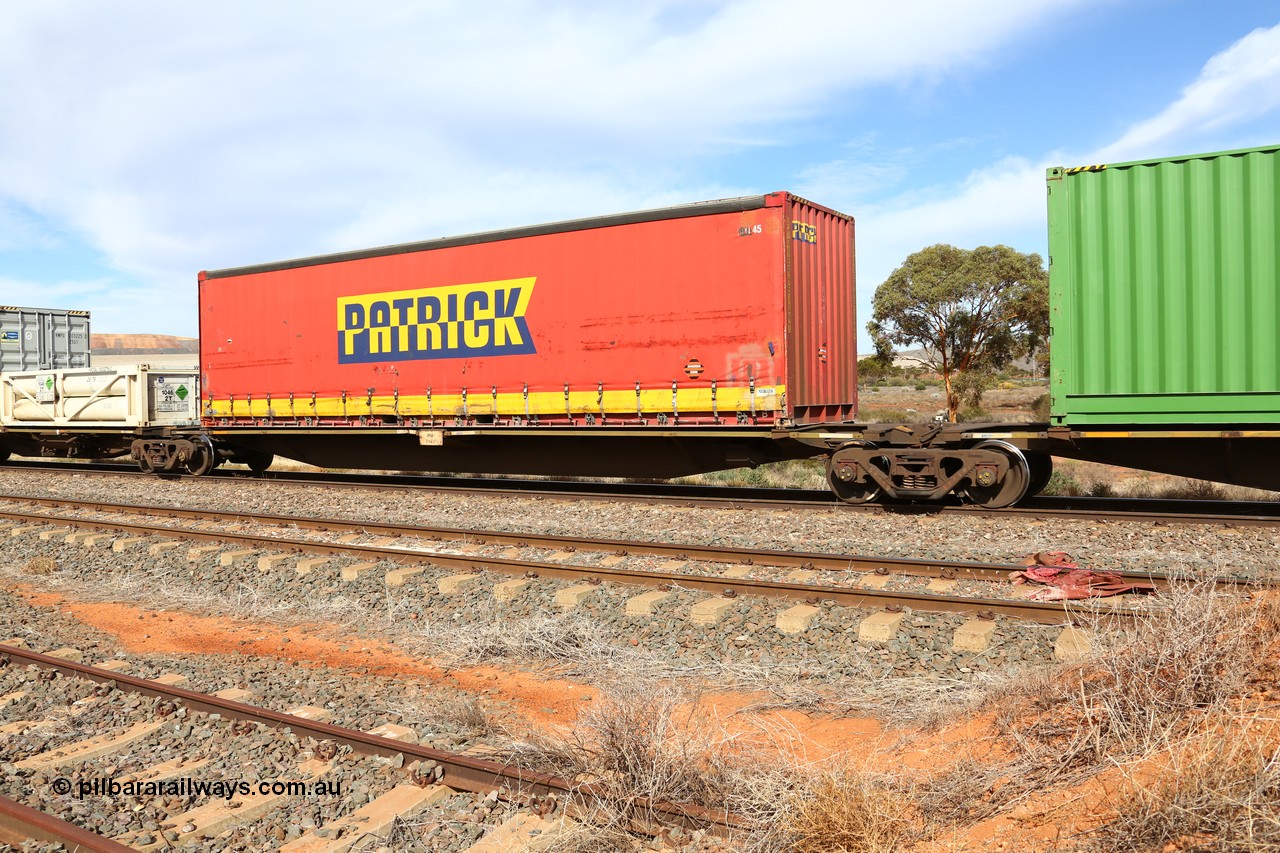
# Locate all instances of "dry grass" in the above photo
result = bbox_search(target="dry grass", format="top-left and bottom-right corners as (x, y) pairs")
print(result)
(423, 612), (640, 677)
(21, 556), (58, 575)
(999, 582), (1279, 781)
(1044, 459), (1280, 501)
(1088, 728), (1280, 852)
(384, 691), (496, 740)
(731, 669), (998, 731)
(783, 769), (918, 853)
(972, 581), (1274, 814)
(913, 756), (1008, 829)
(500, 681), (811, 851)
(506, 681), (746, 810)
(498, 679), (974, 852)
(674, 458), (828, 490)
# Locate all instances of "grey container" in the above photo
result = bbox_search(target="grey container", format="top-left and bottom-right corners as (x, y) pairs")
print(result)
(0, 307), (91, 372)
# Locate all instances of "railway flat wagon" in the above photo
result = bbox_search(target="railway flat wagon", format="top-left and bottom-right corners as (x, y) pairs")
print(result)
(0, 365), (202, 467)
(1044, 143), (1280, 488)
(196, 192), (858, 477)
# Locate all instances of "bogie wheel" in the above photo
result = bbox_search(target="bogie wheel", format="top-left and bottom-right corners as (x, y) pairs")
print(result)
(135, 454), (156, 475)
(826, 443), (887, 504)
(185, 437), (218, 477)
(1026, 452), (1053, 498)
(244, 451), (274, 475)
(0, 448), (9, 464)
(959, 440), (1031, 508)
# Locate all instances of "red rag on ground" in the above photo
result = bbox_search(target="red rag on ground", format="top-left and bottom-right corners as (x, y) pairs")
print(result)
(1011, 552), (1155, 600)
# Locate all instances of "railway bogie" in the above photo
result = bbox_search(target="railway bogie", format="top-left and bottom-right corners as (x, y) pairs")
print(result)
(814, 424), (1054, 508)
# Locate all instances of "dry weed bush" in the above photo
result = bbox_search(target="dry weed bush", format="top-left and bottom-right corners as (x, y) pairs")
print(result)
(1089, 729), (1280, 852)
(783, 770), (917, 853)
(504, 681), (810, 851)
(1001, 582), (1280, 780)
(503, 680), (941, 852)
(508, 682), (742, 812)
(21, 556), (58, 575)
(913, 756), (1008, 829)
(384, 692), (495, 740)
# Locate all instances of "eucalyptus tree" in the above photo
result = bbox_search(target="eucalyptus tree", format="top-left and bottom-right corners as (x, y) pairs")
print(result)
(868, 244), (1048, 422)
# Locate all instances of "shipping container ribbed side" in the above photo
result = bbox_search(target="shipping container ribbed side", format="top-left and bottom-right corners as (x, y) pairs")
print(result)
(0, 307), (91, 373)
(199, 192), (856, 429)
(1048, 144), (1280, 425)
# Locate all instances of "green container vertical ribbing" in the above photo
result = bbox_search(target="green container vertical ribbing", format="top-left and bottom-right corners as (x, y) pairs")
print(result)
(1048, 144), (1280, 425)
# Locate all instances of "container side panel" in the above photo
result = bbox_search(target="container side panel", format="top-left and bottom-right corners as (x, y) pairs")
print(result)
(1049, 146), (1280, 425)
(200, 206), (808, 423)
(784, 196), (857, 420)
(0, 308), (91, 372)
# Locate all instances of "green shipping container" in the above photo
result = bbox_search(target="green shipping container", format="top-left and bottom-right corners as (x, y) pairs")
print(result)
(1048, 143), (1280, 426)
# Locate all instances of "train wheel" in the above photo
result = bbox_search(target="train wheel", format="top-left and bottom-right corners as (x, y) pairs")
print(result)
(826, 443), (886, 504)
(959, 440), (1030, 508)
(185, 437), (217, 476)
(0, 448), (9, 464)
(1026, 452), (1053, 497)
(244, 450), (274, 474)
(135, 455), (156, 474)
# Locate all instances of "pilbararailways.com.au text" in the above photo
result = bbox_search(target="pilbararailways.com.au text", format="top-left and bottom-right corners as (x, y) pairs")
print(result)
(58, 777), (343, 800)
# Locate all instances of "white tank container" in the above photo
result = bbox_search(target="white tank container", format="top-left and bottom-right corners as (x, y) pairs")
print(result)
(1, 365), (199, 427)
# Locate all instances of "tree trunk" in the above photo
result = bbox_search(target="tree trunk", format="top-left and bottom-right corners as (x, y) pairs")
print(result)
(943, 370), (959, 422)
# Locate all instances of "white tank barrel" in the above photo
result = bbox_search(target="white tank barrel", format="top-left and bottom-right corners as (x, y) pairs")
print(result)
(60, 373), (128, 397)
(9, 399), (54, 421)
(11, 396), (132, 422)
(9, 373), (127, 398)
(9, 377), (46, 397)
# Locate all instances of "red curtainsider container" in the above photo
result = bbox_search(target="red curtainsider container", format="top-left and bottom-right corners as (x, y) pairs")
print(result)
(199, 192), (855, 429)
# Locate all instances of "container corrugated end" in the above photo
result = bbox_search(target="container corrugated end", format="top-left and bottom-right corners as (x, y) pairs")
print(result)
(785, 194), (857, 423)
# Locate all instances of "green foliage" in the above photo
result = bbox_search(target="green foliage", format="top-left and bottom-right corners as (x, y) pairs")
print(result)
(1040, 470), (1082, 496)
(857, 354), (899, 383)
(951, 368), (996, 412)
(867, 244), (1048, 422)
(1088, 480), (1116, 498)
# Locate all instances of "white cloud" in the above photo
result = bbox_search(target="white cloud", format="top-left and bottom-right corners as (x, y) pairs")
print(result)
(0, 1), (1089, 332)
(0, 276), (129, 316)
(849, 158), (1051, 347)
(0, 201), (60, 253)
(1095, 23), (1280, 161)
(829, 21), (1280, 350)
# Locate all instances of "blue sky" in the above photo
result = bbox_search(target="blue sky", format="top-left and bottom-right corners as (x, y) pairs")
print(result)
(1, 1), (1279, 351)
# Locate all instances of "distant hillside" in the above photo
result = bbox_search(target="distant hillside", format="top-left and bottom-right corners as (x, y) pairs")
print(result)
(91, 334), (198, 355)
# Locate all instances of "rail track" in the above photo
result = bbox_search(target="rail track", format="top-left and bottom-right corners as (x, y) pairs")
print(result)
(5, 459), (1280, 527)
(0, 644), (733, 850)
(0, 472), (1270, 847)
(0, 494), (1223, 625)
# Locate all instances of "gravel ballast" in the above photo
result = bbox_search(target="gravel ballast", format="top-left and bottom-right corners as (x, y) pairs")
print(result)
(1, 468), (1270, 577)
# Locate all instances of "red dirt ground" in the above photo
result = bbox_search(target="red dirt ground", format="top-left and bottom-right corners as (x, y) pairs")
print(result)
(8, 585), (883, 759)
(12, 583), (1277, 850)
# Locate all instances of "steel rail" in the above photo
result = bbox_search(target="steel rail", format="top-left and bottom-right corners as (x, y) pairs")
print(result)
(0, 505), (1149, 624)
(0, 645), (743, 836)
(0, 794), (133, 851)
(6, 459), (1280, 526)
(6, 493), (1208, 588)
